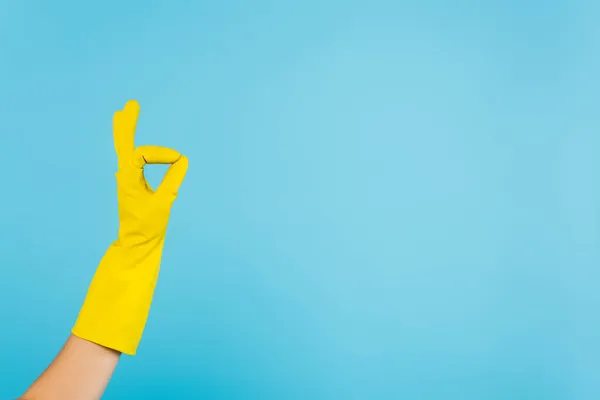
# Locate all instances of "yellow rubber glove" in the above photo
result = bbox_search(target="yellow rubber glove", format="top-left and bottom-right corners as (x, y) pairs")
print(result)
(72, 100), (189, 355)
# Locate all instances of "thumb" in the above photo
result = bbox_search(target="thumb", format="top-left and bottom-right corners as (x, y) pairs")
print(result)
(156, 155), (189, 197)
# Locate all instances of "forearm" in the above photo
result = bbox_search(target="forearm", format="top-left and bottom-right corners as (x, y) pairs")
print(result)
(21, 335), (120, 400)
(19, 100), (187, 399)
(72, 238), (164, 355)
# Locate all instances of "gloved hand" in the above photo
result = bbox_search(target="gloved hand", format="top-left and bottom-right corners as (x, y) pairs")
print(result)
(72, 100), (188, 355)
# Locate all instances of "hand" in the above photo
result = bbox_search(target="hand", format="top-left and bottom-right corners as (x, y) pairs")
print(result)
(21, 100), (188, 400)
(112, 100), (188, 246)
(72, 99), (188, 355)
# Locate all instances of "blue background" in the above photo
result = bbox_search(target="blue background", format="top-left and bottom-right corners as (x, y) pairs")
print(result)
(1, 0), (600, 398)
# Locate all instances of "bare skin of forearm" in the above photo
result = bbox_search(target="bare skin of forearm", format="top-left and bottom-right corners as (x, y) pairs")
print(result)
(20, 335), (120, 400)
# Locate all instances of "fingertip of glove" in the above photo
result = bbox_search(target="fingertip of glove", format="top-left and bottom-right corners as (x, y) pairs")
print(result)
(124, 99), (140, 112)
(177, 155), (189, 166)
